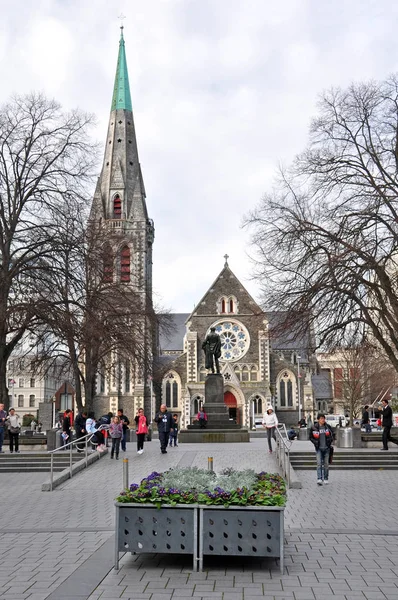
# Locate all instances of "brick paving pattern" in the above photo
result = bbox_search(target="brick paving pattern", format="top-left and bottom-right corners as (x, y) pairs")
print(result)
(1, 438), (397, 599)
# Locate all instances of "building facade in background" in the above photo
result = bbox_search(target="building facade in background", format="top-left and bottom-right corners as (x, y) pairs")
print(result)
(156, 260), (318, 429)
(6, 355), (64, 417)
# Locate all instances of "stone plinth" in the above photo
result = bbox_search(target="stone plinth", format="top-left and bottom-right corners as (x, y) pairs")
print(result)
(181, 373), (249, 442)
(179, 429), (250, 443)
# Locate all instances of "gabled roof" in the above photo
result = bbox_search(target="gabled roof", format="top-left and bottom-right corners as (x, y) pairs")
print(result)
(187, 262), (263, 320)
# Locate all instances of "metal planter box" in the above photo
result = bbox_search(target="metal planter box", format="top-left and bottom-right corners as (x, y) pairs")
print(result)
(199, 505), (284, 572)
(115, 503), (198, 570)
(115, 503), (284, 572)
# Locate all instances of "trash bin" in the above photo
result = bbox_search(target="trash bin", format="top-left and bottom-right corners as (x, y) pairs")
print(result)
(337, 427), (353, 448)
(298, 427), (310, 441)
(55, 429), (63, 449)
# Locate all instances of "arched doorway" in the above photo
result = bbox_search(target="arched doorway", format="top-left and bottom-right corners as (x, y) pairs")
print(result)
(224, 391), (239, 424)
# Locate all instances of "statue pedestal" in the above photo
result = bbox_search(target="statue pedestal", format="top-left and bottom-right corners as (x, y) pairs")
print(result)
(180, 374), (249, 443)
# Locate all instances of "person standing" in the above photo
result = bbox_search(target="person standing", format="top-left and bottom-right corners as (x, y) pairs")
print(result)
(0, 403), (6, 453)
(310, 413), (334, 485)
(380, 399), (393, 451)
(169, 414), (179, 447)
(109, 416), (123, 459)
(117, 409), (130, 452)
(362, 405), (371, 433)
(154, 404), (174, 454)
(134, 408), (149, 454)
(262, 407), (278, 453)
(74, 410), (87, 452)
(6, 408), (21, 454)
(62, 409), (72, 449)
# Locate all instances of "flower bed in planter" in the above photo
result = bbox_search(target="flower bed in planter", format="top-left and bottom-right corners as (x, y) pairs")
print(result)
(115, 467), (286, 572)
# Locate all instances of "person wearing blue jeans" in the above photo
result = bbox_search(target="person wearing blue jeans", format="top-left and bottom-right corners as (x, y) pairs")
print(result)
(362, 405), (372, 433)
(0, 403), (6, 452)
(117, 409), (130, 452)
(310, 413), (334, 486)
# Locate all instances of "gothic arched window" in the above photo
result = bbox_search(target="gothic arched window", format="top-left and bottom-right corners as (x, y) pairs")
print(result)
(163, 372), (180, 409)
(221, 298), (226, 313)
(252, 395), (263, 414)
(229, 298), (234, 313)
(113, 194), (122, 218)
(120, 246), (130, 282)
(277, 370), (295, 408)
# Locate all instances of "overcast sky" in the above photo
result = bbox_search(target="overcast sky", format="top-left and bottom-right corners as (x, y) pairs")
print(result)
(1, 0), (397, 311)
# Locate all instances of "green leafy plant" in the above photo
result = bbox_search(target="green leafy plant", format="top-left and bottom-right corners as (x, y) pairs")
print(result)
(116, 468), (286, 508)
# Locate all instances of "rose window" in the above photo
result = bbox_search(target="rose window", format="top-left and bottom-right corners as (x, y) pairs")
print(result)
(211, 320), (250, 361)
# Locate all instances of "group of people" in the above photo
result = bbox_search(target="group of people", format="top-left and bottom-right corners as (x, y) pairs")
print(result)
(0, 404), (22, 453)
(64, 408), (131, 459)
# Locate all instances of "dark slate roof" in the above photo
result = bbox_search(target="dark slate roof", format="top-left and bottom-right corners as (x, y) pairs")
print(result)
(267, 311), (310, 353)
(159, 313), (189, 352)
(312, 371), (333, 400)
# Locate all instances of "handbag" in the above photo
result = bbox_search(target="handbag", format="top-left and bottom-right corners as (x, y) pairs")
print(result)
(10, 425), (20, 434)
(329, 446), (334, 464)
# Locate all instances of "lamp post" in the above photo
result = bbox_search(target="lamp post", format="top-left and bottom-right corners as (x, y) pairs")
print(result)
(297, 355), (301, 422)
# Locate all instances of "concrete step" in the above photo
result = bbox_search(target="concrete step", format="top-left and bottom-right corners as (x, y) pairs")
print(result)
(0, 452), (84, 472)
(291, 451), (398, 469)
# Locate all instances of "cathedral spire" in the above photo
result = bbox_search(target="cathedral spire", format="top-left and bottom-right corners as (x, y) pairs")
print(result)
(111, 27), (132, 112)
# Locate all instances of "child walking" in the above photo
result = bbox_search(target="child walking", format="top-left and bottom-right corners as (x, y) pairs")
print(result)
(169, 414), (179, 447)
(109, 416), (123, 460)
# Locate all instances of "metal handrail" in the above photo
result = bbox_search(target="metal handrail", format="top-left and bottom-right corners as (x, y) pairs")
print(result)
(274, 423), (292, 488)
(47, 426), (108, 491)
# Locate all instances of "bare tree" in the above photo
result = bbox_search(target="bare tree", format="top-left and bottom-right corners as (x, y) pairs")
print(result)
(0, 93), (97, 409)
(245, 76), (398, 371)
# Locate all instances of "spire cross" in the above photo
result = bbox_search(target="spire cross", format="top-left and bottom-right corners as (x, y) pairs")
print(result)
(118, 13), (126, 30)
(224, 253), (229, 266)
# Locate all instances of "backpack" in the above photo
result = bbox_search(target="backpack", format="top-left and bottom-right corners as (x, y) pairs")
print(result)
(98, 415), (111, 425)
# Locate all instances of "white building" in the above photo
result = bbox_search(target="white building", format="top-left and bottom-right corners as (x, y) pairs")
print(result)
(6, 355), (63, 417)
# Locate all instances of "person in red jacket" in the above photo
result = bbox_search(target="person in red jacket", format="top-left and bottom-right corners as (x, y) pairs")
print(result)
(134, 408), (149, 455)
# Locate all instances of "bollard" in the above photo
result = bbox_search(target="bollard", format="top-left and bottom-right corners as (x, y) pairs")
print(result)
(123, 458), (129, 490)
(208, 457), (213, 472)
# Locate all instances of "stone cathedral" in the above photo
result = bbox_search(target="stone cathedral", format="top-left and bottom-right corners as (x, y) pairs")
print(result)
(89, 28), (154, 418)
(89, 28), (321, 425)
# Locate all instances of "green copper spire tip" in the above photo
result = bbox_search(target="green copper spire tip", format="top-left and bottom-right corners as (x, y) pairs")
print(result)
(111, 28), (132, 112)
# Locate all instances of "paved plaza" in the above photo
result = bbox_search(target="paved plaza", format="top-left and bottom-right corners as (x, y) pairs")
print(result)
(1, 438), (398, 600)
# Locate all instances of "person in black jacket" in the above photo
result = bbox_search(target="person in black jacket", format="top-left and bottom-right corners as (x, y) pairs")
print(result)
(381, 399), (393, 451)
(154, 404), (174, 454)
(362, 405), (371, 433)
(117, 409), (130, 451)
(62, 409), (72, 449)
(74, 410), (87, 452)
(310, 414), (334, 486)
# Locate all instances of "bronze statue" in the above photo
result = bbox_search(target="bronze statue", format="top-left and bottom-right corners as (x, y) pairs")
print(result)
(202, 327), (222, 374)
